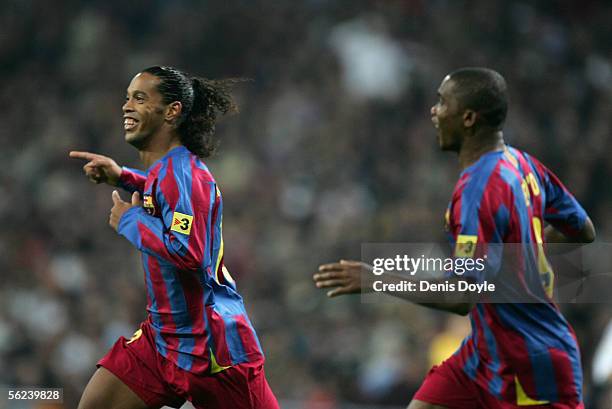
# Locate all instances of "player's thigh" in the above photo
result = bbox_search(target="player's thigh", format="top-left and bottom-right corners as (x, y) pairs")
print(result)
(78, 367), (152, 409)
(407, 399), (450, 409)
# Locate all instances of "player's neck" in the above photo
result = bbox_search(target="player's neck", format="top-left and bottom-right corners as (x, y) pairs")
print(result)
(139, 132), (182, 169)
(458, 131), (505, 170)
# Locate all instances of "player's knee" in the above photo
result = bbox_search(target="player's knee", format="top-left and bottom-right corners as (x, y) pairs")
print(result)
(77, 390), (106, 409)
(77, 368), (147, 409)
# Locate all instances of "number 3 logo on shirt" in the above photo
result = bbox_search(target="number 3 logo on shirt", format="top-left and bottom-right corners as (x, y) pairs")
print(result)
(171, 211), (194, 235)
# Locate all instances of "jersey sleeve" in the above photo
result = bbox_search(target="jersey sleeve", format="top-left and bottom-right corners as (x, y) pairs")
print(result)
(528, 156), (588, 237)
(117, 160), (212, 271)
(118, 166), (146, 194)
(447, 174), (507, 282)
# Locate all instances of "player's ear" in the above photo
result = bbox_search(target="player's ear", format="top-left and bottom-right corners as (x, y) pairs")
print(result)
(463, 109), (477, 128)
(165, 101), (183, 124)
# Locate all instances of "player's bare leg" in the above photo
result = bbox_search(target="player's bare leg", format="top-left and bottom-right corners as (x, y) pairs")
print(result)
(78, 367), (151, 409)
(407, 400), (449, 409)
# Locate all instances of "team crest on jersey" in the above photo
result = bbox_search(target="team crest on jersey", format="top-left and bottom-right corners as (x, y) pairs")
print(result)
(171, 211), (193, 235)
(143, 194), (156, 216)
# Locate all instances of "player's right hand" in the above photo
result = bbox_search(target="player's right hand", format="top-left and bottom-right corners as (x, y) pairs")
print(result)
(69, 151), (122, 186)
(313, 260), (372, 297)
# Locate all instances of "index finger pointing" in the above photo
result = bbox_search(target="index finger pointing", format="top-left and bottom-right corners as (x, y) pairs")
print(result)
(69, 151), (98, 161)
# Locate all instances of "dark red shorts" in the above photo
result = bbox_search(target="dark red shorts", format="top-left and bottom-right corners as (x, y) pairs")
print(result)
(413, 353), (584, 409)
(98, 323), (279, 409)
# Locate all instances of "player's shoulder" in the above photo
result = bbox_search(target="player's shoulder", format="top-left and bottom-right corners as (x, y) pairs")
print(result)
(458, 150), (505, 190)
(160, 147), (216, 183)
(507, 146), (548, 174)
(454, 149), (517, 208)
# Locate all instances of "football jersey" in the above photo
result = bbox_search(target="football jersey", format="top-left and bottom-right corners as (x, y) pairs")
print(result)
(117, 146), (264, 374)
(445, 146), (587, 405)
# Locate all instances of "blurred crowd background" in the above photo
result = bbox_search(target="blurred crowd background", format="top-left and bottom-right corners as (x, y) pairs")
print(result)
(1, 0), (611, 408)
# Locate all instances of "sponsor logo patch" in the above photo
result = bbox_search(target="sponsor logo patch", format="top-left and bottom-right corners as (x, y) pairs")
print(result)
(455, 234), (477, 258)
(171, 211), (193, 235)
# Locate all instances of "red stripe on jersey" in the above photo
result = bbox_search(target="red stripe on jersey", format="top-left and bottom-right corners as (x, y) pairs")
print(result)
(142, 240), (179, 363)
(159, 157), (179, 209)
(471, 307), (501, 394)
(205, 306), (233, 367)
(189, 158), (211, 271)
(234, 314), (262, 357)
(145, 163), (163, 191)
(549, 347), (580, 405)
(485, 306), (538, 402)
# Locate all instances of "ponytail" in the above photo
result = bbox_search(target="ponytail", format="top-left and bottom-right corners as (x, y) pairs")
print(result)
(142, 66), (244, 158)
(178, 77), (241, 157)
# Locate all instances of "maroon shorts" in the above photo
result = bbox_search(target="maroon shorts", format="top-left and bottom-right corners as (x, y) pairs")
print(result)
(413, 353), (584, 409)
(98, 323), (279, 409)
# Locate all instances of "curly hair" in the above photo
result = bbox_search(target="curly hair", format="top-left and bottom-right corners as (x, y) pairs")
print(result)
(141, 66), (241, 157)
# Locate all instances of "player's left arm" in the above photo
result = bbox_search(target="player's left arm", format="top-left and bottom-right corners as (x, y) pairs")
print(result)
(529, 156), (596, 245)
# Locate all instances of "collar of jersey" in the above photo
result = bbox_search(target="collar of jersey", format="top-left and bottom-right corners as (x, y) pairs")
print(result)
(459, 145), (507, 177)
(146, 145), (189, 172)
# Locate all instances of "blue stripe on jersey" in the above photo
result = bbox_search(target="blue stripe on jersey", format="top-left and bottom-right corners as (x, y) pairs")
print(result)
(172, 154), (194, 223)
(194, 157), (210, 173)
(464, 314), (480, 380)
(223, 316), (247, 364)
(210, 285), (257, 362)
(495, 304), (566, 401)
(459, 153), (502, 235)
(157, 162), (189, 258)
(142, 253), (168, 358)
(476, 305), (503, 397)
(212, 189), (223, 275)
(498, 304), (583, 400)
(521, 154), (548, 217)
(157, 262), (196, 370)
(493, 204), (510, 241)
(126, 166), (146, 177)
(498, 166), (544, 295)
(204, 183), (215, 274)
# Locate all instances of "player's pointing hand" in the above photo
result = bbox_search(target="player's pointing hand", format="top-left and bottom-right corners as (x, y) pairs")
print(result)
(313, 260), (373, 297)
(109, 190), (141, 232)
(69, 151), (122, 186)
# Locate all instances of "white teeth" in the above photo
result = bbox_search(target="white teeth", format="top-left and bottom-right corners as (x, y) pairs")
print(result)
(124, 118), (137, 130)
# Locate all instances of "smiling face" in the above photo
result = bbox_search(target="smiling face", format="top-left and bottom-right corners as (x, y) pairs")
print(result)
(123, 72), (167, 149)
(431, 76), (466, 152)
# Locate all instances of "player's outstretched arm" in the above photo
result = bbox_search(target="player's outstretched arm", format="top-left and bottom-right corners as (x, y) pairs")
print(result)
(69, 151), (122, 186)
(314, 260), (475, 315)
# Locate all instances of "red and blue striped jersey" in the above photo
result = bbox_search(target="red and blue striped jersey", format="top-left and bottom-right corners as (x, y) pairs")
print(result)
(116, 146), (264, 374)
(445, 146), (587, 405)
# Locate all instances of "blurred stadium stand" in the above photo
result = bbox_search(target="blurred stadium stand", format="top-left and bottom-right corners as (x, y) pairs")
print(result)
(1, 0), (610, 408)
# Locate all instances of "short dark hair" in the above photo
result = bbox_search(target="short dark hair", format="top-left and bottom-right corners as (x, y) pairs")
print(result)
(142, 66), (242, 157)
(448, 67), (508, 130)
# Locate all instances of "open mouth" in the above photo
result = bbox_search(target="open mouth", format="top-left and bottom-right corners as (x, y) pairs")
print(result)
(124, 117), (139, 131)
